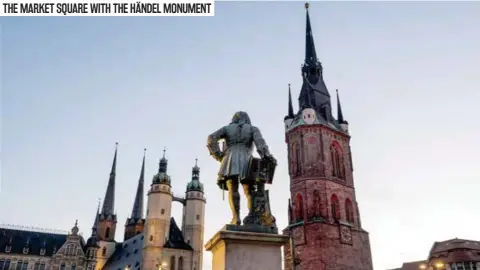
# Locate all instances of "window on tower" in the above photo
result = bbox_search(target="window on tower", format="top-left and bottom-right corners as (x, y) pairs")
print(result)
(102, 247), (106, 256)
(178, 256), (184, 270)
(345, 199), (354, 224)
(313, 190), (321, 218)
(330, 143), (345, 180)
(105, 227), (111, 239)
(295, 193), (304, 222)
(170, 256), (176, 270)
(330, 194), (340, 221)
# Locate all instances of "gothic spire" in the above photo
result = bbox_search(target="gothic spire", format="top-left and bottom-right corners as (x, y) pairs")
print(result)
(92, 199), (100, 236)
(130, 149), (146, 220)
(298, 3), (332, 120)
(285, 84), (295, 120)
(304, 2), (318, 67)
(101, 142), (117, 215)
(336, 89), (346, 123)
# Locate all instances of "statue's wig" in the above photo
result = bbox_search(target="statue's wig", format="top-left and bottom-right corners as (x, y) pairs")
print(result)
(231, 111), (251, 125)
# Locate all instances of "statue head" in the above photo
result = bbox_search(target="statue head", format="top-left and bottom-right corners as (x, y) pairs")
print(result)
(231, 111), (251, 125)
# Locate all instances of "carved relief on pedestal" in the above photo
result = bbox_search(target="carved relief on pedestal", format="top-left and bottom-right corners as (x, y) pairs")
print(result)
(339, 225), (352, 245)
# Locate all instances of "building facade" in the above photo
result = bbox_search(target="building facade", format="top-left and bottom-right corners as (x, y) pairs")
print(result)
(0, 145), (205, 270)
(392, 238), (480, 270)
(282, 4), (373, 270)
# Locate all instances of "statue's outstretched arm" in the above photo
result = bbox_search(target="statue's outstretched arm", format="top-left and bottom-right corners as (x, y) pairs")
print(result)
(207, 126), (226, 161)
(252, 126), (273, 159)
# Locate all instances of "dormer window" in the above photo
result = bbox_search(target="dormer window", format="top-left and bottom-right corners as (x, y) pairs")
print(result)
(23, 247), (29, 254)
(40, 248), (46, 256)
(5, 245), (11, 253)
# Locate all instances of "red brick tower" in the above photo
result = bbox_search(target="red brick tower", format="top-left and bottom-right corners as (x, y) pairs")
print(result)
(282, 4), (373, 270)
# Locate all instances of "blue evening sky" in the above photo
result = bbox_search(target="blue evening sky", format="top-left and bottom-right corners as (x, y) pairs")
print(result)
(1, 2), (479, 269)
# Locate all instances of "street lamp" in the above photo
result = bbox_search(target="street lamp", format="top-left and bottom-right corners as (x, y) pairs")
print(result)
(418, 261), (445, 270)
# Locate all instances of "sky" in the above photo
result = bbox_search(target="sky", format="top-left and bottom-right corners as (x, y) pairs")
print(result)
(1, 2), (480, 269)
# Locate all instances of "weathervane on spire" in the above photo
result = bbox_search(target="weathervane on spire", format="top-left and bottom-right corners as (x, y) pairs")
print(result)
(162, 147), (166, 158)
(305, 2), (309, 9)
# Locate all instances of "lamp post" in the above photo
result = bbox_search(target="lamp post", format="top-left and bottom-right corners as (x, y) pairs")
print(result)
(156, 261), (168, 270)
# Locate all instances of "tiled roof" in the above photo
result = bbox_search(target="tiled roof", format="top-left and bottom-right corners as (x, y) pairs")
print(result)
(103, 217), (192, 270)
(104, 234), (143, 270)
(164, 218), (193, 251)
(431, 238), (480, 254)
(400, 260), (427, 270)
(0, 227), (68, 257)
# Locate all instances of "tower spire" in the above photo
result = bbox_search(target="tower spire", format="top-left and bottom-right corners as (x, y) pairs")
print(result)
(159, 146), (168, 173)
(130, 148), (146, 220)
(298, 2), (332, 120)
(186, 158), (203, 192)
(285, 84), (295, 120)
(336, 89), (346, 123)
(91, 200), (100, 236)
(101, 142), (117, 215)
(304, 2), (318, 67)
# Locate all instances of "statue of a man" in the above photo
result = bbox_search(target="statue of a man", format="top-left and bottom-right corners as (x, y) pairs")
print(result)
(207, 111), (275, 225)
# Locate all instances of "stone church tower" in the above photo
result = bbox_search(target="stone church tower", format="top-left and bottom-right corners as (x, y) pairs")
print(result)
(142, 150), (173, 270)
(283, 4), (373, 270)
(182, 160), (206, 270)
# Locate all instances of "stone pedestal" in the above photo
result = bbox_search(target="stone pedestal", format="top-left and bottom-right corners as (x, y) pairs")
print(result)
(205, 226), (289, 270)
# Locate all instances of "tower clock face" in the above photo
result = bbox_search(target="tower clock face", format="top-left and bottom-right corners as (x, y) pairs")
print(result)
(302, 108), (316, 125)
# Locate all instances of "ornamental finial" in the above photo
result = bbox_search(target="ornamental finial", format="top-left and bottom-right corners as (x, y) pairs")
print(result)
(305, 2), (309, 9)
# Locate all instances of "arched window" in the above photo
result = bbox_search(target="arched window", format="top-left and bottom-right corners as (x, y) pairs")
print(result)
(330, 194), (340, 221)
(345, 199), (354, 224)
(313, 190), (321, 217)
(170, 256), (176, 270)
(60, 263), (66, 270)
(295, 193), (304, 222)
(21, 262), (28, 270)
(330, 143), (345, 179)
(105, 227), (111, 239)
(293, 143), (302, 174)
(71, 263), (76, 270)
(40, 263), (45, 270)
(102, 247), (106, 256)
(34, 262), (40, 270)
(178, 256), (184, 270)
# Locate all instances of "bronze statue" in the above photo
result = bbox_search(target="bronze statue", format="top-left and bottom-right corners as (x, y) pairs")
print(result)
(207, 111), (277, 228)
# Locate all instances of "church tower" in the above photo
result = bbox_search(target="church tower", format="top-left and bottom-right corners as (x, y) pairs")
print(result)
(95, 143), (119, 270)
(183, 159), (206, 270)
(283, 4), (373, 270)
(142, 149), (173, 270)
(124, 149), (146, 241)
(85, 204), (100, 269)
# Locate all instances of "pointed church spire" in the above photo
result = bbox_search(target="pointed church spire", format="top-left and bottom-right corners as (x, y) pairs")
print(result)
(130, 148), (146, 220)
(285, 84), (295, 120)
(101, 142), (117, 215)
(336, 89), (346, 123)
(92, 199), (100, 235)
(304, 2), (318, 67)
